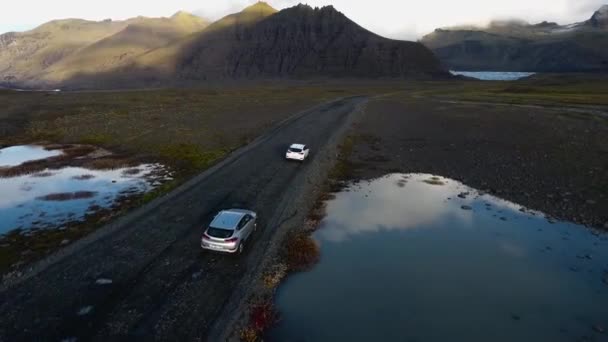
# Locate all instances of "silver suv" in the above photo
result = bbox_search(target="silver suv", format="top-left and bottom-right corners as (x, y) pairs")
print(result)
(201, 209), (257, 254)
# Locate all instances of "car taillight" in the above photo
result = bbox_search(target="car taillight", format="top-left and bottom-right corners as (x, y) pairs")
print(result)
(225, 237), (238, 243)
(202, 233), (211, 240)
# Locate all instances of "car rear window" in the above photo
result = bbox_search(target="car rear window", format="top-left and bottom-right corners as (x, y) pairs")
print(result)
(207, 227), (233, 238)
(289, 148), (303, 153)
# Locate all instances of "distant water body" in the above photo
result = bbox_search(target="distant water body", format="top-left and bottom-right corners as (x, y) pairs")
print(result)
(451, 71), (536, 81)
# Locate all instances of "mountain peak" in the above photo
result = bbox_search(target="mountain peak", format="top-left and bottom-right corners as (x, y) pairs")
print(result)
(588, 4), (608, 29)
(242, 1), (277, 14)
(171, 11), (190, 18)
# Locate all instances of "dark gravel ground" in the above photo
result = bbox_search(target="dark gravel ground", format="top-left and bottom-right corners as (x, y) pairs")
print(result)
(0, 96), (367, 341)
(345, 94), (608, 230)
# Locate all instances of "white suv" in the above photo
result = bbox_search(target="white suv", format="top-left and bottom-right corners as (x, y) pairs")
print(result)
(286, 144), (310, 161)
(201, 209), (257, 254)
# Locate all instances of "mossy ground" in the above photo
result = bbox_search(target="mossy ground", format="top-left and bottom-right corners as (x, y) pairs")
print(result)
(0, 84), (395, 277)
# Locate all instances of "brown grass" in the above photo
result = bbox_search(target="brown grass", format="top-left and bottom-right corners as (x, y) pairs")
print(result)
(284, 232), (320, 272)
(36, 191), (98, 201)
(239, 327), (259, 342)
(423, 176), (446, 186)
(62, 144), (96, 157)
(262, 263), (288, 289)
(72, 174), (95, 180)
(82, 158), (133, 170)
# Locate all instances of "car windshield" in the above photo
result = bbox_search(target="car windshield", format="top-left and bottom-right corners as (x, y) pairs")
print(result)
(206, 227), (233, 238)
(289, 148), (303, 153)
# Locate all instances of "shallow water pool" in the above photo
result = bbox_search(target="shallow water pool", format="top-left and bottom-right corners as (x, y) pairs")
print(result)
(0, 165), (168, 235)
(269, 174), (608, 342)
(0, 145), (63, 167)
(0, 145), (170, 235)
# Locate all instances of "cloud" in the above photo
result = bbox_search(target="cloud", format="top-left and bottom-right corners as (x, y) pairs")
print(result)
(567, 0), (607, 16)
(1, 0), (605, 38)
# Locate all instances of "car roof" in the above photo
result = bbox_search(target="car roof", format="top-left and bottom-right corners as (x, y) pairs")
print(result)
(289, 144), (305, 149)
(209, 210), (246, 230)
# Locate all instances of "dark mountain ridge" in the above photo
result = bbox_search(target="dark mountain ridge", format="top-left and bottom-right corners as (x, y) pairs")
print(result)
(421, 5), (608, 72)
(175, 4), (444, 80)
(1, 2), (447, 89)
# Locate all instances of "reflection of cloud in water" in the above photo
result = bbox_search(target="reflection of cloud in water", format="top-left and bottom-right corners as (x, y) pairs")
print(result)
(0, 145), (63, 167)
(272, 174), (608, 342)
(0, 164), (165, 234)
(499, 241), (527, 258)
(318, 174), (474, 242)
(0, 166), (158, 209)
(317, 174), (539, 243)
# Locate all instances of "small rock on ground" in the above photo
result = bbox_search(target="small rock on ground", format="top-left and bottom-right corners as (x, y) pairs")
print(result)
(77, 306), (93, 316)
(461, 205), (473, 211)
(95, 278), (113, 285)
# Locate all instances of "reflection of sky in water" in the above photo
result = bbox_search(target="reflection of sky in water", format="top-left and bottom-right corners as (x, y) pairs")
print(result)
(270, 174), (608, 342)
(0, 165), (164, 234)
(318, 175), (473, 242)
(450, 71), (536, 81)
(0, 145), (63, 167)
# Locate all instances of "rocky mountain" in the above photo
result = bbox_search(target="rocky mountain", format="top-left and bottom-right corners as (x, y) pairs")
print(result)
(38, 12), (209, 82)
(0, 19), (132, 83)
(421, 5), (608, 72)
(172, 3), (443, 80)
(131, 1), (279, 77)
(586, 4), (608, 29)
(1, 2), (446, 88)
(0, 12), (209, 86)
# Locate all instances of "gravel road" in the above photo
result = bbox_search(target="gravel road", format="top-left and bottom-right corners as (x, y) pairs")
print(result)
(0, 96), (367, 341)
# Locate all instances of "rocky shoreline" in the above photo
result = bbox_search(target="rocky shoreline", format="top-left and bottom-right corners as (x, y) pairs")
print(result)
(343, 94), (608, 231)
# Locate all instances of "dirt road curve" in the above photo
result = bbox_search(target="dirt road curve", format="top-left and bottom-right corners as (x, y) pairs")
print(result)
(0, 96), (367, 341)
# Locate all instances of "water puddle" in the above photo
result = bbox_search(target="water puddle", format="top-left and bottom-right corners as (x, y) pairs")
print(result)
(269, 174), (608, 342)
(450, 71), (536, 81)
(0, 145), (63, 167)
(0, 145), (171, 235)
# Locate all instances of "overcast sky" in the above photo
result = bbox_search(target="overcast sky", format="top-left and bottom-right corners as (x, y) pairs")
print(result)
(1, 0), (605, 40)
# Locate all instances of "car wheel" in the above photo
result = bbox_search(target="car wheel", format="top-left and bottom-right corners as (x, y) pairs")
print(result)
(238, 242), (245, 254)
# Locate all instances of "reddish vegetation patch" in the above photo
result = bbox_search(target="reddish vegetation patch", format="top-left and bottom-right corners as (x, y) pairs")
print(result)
(37, 191), (98, 201)
(240, 301), (278, 341)
(72, 174), (95, 180)
(284, 232), (320, 272)
(251, 302), (278, 333)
